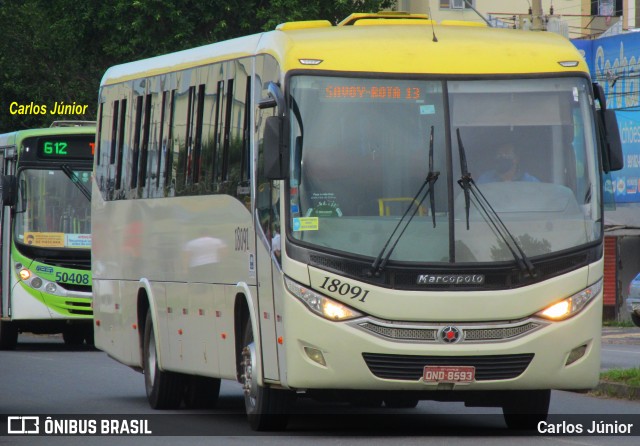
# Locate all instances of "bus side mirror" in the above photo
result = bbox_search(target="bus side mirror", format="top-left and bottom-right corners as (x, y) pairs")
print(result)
(0, 175), (17, 206)
(260, 81), (289, 180)
(593, 82), (623, 172)
(600, 109), (623, 172)
(263, 115), (289, 180)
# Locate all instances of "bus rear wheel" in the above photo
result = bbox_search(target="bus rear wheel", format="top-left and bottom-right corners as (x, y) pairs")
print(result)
(502, 389), (550, 430)
(240, 321), (292, 431)
(143, 310), (184, 409)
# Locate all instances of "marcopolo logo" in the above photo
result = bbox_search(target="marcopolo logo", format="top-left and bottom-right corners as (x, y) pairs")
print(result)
(417, 274), (485, 285)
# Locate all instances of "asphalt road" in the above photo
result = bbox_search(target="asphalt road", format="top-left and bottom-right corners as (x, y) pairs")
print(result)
(0, 332), (638, 446)
(601, 327), (640, 370)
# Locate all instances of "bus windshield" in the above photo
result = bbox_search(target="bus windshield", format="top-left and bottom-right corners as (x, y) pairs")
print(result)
(288, 75), (600, 264)
(15, 168), (92, 249)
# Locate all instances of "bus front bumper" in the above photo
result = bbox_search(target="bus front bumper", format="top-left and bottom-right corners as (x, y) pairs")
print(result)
(278, 291), (602, 392)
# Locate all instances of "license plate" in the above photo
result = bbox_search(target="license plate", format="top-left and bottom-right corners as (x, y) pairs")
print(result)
(423, 366), (475, 383)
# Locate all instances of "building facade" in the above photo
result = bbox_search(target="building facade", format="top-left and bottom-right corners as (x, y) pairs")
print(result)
(399, 1), (634, 39)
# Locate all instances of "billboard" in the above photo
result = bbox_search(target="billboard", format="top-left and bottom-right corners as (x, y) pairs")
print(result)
(573, 33), (640, 203)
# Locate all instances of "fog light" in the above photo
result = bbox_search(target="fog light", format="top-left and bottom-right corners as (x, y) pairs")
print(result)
(304, 346), (327, 366)
(565, 344), (588, 366)
(19, 269), (31, 281)
(30, 277), (43, 289)
(45, 283), (58, 294)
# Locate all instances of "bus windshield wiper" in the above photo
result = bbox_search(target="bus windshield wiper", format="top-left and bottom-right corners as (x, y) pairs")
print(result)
(456, 129), (535, 277)
(369, 126), (439, 277)
(61, 164), (91, 201)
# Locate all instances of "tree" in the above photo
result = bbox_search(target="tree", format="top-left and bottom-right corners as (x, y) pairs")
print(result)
(0, 0), (395, 132)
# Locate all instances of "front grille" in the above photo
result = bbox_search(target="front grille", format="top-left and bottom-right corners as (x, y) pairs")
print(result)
(357, 319), (544, 343)
(362, 353), (534, 381)
(359, 322), (437, 341)
(67, 300), (92, 316)
(464, 322), (542, 341)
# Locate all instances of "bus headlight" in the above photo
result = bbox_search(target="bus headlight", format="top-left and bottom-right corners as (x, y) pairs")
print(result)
(14, 266), (65, 296)
(18, 268), (31, 281)
(536, 280), (602, 321)
(30, 277), (43, 289)
(285, 277), (363, 321)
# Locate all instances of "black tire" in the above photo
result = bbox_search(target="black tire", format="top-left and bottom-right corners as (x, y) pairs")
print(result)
(0, 320), (18, 350)
(184, 375), (221, 409)
(502, 389), (551, 430)
(143, 310), (184, 409)
(83, 325), (95, 347)
(63, 327), (85, 345)
(349, 393), (384, 408)
(241, 321), (292, 431)
(384, 396), (419, 409)
(631, 312), (640, 328)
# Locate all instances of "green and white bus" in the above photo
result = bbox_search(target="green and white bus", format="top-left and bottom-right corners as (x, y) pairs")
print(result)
(0, 122), (95, 348)
(92, 13), (622, 430)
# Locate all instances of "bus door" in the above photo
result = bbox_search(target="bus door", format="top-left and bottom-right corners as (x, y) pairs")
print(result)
(0, 149), (4, 312)
(0, 147), (16, 318)
(254, 179), (282, 382)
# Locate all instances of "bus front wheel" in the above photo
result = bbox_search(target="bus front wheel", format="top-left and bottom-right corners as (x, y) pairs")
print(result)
(143, 310), (184, 409)
(0, 320), (18, 350)
(240, 321), (292, 431)
(502, 389), (550, 430)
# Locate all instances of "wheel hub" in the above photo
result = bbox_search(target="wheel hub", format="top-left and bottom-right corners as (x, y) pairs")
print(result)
(241, 341), (258, 404)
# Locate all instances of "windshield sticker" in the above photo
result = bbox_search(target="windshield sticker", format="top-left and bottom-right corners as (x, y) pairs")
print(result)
(293, 217), (319, 231)
(306, 192), (343, 217)
(24, 232), (65, 247)
(66, 234), (92, 248)
(573, 87), (579, 102)
(420, 104), (436, 115)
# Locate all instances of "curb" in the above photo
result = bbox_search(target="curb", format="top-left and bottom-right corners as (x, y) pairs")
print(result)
(591, 381), (640, 400)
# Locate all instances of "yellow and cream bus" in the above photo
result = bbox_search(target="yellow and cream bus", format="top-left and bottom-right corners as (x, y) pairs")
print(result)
(91, 12), (622, 430)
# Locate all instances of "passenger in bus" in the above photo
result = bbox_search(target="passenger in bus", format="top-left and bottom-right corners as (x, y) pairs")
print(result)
(477, 141), (539, 183)
(271, 223), (281, 260)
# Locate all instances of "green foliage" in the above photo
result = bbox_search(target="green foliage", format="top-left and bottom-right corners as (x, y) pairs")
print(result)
(0, 0), (395, 132)
(602, 320), (635, 327)
(256, 0), (396, 29)
(600, 368), (640, 387)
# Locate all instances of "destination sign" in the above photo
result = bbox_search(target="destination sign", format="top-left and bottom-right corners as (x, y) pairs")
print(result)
(37, 135), (95, 160)
(324, 85), (423, 101)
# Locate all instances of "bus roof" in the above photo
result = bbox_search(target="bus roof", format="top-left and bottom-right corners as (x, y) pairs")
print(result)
(101, 20), (588, 87)
(0, 126), (96, 148)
